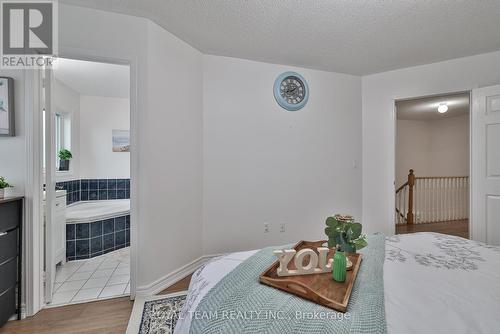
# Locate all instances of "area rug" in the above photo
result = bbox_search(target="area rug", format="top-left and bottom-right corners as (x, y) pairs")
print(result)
(126, 291), (188, 334)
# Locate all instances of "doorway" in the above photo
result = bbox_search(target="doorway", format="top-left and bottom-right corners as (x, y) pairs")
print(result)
(394, 92), (470, 238)
(42, 58), (131, 306)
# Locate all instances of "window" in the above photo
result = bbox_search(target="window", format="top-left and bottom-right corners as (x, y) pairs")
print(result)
(42, 110), (72, 172)
(54, 112), (71, 171)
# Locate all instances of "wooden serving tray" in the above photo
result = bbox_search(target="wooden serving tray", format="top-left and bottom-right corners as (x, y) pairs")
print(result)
(259, 240), (362, 312)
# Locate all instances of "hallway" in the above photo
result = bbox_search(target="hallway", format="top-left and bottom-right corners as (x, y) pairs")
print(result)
(396, 219), (469, 239)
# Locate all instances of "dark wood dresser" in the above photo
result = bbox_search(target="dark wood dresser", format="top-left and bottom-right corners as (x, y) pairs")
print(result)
(0, 197), (22, 327)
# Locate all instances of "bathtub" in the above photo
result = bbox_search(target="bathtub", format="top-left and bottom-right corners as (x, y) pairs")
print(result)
(66, 199), (130, 223)
(65, 200), (130, 261)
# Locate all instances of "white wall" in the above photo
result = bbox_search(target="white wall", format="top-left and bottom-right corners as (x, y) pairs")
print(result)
(203, 55), (362, 254)
(59, 5), (204, 293)
(79, 95), (130, 179)
(0, 70), (25, 197)
(428, 114), (469, 177)
(396, 119), (430, 186)
(396, 114), (469, 186)
(362, 50), (500, 236)
(140, 21), (203, 284)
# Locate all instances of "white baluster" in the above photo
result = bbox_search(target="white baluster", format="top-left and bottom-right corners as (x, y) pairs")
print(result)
(432, 179), (437, 222)
(413, 181), (416, 224)
(463, 178), (466, 219)
(429, 179), (432, 223)
(442, 178), (445, 221)
(448, 179), (453, 220)
(460, 178), (464, 219)
(428, 179), (432, 222)
(455, 178), (459, 220)
(444, 179), (450, 220)
(415, 179), (422, 224)
(439, 179), (446, 221)
(465, 178), (468, 219)
(457, 178), (460, 219)
(434, 179), (441, 222)
(402, 187), (405, 223)
(424, 179), (428, 223)
(456, 178), (459, 219)
(436, 178), (439, 222)
(459, 178), (464, 219)
(464, 178), (468, 219)
(438, 178), (442, 222)
(452, 178), (456, 220)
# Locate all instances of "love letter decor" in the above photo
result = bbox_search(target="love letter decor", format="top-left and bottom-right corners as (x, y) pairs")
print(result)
(273, 247), (333, 277)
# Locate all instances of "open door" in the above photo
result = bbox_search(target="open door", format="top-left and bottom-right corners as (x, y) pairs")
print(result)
(43, 66), (56, 303)
(471, 85), (500, 245)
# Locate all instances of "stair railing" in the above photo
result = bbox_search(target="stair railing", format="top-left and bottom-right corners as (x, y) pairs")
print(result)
(395, 169), (468, 224)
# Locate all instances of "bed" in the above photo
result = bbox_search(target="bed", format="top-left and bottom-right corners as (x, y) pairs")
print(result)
(174, 233), (500, 333)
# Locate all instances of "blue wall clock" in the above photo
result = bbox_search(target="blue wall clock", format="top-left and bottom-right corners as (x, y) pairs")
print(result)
(273, 71), (309, 111)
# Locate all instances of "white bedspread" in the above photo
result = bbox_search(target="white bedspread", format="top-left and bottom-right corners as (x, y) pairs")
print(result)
(175, 233), (500, 334)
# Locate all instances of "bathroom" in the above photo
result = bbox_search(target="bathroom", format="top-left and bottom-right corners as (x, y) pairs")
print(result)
(44, 58), (131, 306)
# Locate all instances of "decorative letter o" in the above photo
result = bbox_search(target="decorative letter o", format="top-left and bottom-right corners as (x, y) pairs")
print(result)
(294, 249), (318, 274)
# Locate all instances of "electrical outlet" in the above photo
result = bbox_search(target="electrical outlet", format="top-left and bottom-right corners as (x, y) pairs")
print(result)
(280, 223), (286, 233)
(264, 223), (270, 233)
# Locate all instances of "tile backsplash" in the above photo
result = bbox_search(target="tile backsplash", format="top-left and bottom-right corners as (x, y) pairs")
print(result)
(56, 178), (130, 205)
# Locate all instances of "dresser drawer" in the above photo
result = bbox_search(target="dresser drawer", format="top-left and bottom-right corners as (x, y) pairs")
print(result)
(0, 200), (21, 232)
(0, 258), (16, 294)
(0, 286), (16, 326)
(0, 229), (17, 265)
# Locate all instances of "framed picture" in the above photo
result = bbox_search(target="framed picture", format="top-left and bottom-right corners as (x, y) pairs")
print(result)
(0, 77), (14, 136)
(112, 129), (130, 152)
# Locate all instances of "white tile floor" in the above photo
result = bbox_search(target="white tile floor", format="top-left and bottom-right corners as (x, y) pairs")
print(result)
(50, 247), (130, 306)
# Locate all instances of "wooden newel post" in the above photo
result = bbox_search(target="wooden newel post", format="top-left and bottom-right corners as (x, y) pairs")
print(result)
(407, 169), (415, 225)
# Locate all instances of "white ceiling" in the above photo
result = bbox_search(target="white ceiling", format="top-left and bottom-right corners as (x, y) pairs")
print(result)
(53, 58), (129, 98)
(60, 0), (500, 75)
(396, 92), (470, 121)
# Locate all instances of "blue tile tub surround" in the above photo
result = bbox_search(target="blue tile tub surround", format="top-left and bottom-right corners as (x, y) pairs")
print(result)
(56, 178), (130, 205)
(66, 214), (130, 261)
(55, 180), (81, 205)
(80, 178), (130, 202)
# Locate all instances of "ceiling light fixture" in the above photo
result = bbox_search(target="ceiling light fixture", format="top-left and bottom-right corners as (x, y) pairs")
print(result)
(437, 103), (448, 113)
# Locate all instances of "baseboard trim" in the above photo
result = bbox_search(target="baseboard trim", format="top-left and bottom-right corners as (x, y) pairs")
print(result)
(135, 254), (222, 297)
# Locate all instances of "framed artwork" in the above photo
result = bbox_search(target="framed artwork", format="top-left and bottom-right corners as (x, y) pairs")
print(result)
(112, 129), (130, 152)
(0, 77), (14, 136)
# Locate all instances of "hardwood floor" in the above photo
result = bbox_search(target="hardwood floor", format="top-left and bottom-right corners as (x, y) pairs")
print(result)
(0, 274), (193, 334)
(396, 219), (469, 239)
(159, 274), (192, 295)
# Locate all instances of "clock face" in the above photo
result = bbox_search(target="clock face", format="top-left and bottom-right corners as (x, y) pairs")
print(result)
(279, 76), (305, 105)
(273, 72), (309, 111)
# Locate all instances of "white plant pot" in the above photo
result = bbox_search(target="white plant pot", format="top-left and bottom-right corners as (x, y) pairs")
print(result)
(0, 188), (4, 199)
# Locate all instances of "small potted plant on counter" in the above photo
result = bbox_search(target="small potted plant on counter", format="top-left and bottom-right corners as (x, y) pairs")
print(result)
(0, 176), (12, 199)
(324, 214), (367, 253)
(58, 149), (72, 171)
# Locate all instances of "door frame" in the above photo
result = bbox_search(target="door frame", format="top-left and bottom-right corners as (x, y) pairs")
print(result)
(391, 90), (473, 237)
(25, 48), (140, 315)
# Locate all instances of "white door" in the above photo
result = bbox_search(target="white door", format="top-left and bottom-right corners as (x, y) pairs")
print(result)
(472, 85), (500, 245)
(43, 67), (56, 303)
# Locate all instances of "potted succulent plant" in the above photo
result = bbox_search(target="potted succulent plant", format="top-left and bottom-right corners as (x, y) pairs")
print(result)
(58, 149), (72, 171)
(324, 214), (368, 253)
(0, 176), (12, 199)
